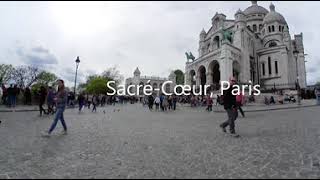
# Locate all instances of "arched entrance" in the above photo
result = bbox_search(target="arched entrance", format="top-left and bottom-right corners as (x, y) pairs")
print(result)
(198, 66), (206, 87)
(233, 61), (240, 82)
(189, 70), (196, 86)
(214, 36), (220, 49)
(209, 60), (220, 90)
(139, 82), (144, 95)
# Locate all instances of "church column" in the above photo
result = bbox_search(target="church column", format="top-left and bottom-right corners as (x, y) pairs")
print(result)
(206, 71), (212, 85)
(220, 44), (233, 82)
(196, 74), (201, 87)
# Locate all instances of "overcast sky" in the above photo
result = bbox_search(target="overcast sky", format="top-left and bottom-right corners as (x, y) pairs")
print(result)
(0, 1), (319, 86)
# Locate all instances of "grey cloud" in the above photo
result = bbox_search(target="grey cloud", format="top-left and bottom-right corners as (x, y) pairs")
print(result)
(15, 45), (58, 66)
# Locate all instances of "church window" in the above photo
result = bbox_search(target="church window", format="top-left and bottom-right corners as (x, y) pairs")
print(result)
(259, 24), (263, 31)
(279, 26), (281, 32)
(269, 41), (277, 47)
(268, 26), (271, 33)
(268, 57), (272, 75)
(253, 24), (257, 32)
(272, 25), (275, 32)
(282, 26), (284, 32)
(262, 63), (265, 76)
(275, 61), (278, 74)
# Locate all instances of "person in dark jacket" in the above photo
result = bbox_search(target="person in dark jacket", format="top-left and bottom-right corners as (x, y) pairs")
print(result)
(24, 87), (32, 105)
(148, 95), (154, 110)
(219, 77), (239, 137)
(78, 93), (85, 113)
(39, 86), (48, 116)
(42, 79), (68, 137)
(47, 86), (55, 115)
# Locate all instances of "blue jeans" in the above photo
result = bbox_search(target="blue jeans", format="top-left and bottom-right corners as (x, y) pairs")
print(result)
(79, 102), (84, 111)
(49, 107), (67, 133)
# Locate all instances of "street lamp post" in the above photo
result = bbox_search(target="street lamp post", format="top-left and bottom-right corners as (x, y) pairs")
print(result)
(293, 50), (301, 105)
(74, 56), (80, 96)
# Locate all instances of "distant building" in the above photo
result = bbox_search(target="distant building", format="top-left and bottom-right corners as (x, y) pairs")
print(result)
(125, 67), (176, 96)
(185, 1), (307, 91)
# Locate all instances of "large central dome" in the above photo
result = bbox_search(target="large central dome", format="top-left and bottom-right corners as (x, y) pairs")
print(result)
(243, 1), (269, 15)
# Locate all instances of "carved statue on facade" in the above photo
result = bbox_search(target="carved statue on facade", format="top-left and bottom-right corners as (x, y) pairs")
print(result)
(185, 52), (195, 62)
(222, 29), (233, 43)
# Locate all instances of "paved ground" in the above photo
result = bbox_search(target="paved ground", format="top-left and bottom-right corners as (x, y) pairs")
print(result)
(0, 104), (320, 179)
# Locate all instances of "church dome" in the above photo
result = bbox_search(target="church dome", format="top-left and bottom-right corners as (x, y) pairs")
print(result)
(243, 1), (269, 15)
(263, 3), (287, 24)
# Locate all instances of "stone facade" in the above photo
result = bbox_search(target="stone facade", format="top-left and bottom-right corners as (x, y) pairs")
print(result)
(125, 67), (176, 96)
(185, 1), (307, 90)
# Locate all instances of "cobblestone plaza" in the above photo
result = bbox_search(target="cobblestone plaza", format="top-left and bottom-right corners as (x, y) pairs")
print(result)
(1, 104), (320, 179)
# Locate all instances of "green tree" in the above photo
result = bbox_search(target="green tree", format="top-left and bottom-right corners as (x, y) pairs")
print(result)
(85, 76), (112, 95)
(0, 64), (15, 84)
(174, 69), (185, 85)
(37, 71), (58, 86)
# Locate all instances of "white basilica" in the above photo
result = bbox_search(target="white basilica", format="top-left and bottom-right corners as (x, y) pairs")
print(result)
(125, 67), (177, 96)
(185, 1), (307, 91)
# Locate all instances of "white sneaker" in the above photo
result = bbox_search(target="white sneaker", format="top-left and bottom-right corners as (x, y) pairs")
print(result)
(61, 130), (68, 135)
(41, 131), (51, 138)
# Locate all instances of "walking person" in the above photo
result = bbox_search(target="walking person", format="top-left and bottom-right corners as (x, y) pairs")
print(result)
(39, 86), (48, 117)
(172, 94), (177, 111)
(12, 85), (19, 108)
(47, 86), (55, 115)
(24, 87), (32, 105)
(168, 95), (173, 110)
(154, 95), (160, 111)
(148, 95), (154, 110)
(42, 79), (68, 137)
(219, 77), (239, 137)
(7, 84), (14, 108)
(236, 92), (245, 117)
(92, 95), (98, 112)
(162, 96), (168, 111)
(78, 93), (85, 113)
(160, 93), (164, 111)
(206, 95), (213, 111)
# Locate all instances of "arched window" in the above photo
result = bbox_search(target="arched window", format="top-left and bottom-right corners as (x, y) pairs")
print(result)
(262, 63), (265, 76)
(253, 24), (257, 32)
(279, 26), (281, 32)
(275, 61), (278, 74)
(247, 25), (251, 30)
(269, 41), (277, 47)
(268, 26), (271, 33)
(268, 57), (272, 75)
(272, 25), (275, 32)
(259, 24), (263, 31)
(282, 26), (284, 32)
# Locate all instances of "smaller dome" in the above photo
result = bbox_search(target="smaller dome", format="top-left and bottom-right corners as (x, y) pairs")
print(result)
(243, 1), (269, 15)
(134, 67), (140, 75)
(235, 8), (244, 15)
(263, 3), (287, 24)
